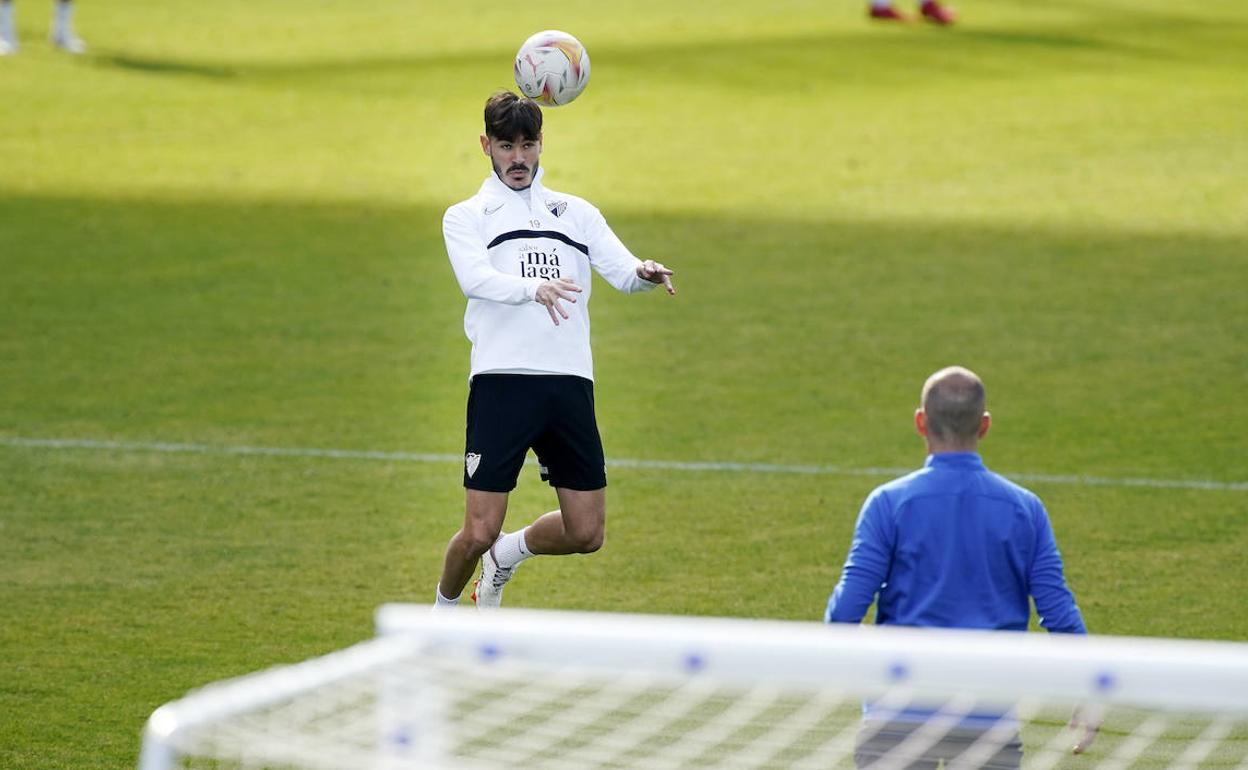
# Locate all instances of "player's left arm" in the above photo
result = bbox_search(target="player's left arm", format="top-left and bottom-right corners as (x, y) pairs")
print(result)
(582, 204), (676, 295)
(635, 258), (676, 295)
(1028, 496), (1098, 753)
(1028, 497), (1088, 635)
(1070, 703), (1103, 755)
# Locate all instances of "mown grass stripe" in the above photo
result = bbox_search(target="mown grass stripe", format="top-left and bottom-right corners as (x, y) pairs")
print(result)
(3, 436), (1244, 492)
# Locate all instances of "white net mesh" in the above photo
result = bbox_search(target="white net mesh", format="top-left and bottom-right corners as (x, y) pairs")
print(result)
(140, 608), (1248, 770)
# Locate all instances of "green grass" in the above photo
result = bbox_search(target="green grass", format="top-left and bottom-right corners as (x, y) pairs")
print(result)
(2, 1), (1246, 767)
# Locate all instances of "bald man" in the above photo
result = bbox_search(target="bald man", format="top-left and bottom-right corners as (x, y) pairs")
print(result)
(825, 366), (1095, 768)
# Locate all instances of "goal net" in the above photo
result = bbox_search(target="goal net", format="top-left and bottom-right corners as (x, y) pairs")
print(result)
(139, 605), (1248, 770)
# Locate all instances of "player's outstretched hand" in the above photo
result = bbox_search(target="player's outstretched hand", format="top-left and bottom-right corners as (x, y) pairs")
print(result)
(637, 259), (676, 295)
(1070, 703), (1103, 755)
(535, 278), (582, 325)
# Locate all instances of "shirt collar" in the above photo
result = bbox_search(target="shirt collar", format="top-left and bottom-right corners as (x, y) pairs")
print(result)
(924, 452), (986, 470)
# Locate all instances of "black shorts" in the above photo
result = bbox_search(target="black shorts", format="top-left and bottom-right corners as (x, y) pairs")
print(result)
(463, 374), (607, 493)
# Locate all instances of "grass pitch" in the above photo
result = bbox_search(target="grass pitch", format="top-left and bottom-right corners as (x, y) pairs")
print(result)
(1, 1), (1246, 767)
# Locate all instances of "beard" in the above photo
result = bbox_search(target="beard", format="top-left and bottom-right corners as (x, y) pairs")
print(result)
(493, 158), (539, 190)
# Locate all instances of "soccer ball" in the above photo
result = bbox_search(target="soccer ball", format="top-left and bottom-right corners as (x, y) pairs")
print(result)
(513, 30), (591, 107)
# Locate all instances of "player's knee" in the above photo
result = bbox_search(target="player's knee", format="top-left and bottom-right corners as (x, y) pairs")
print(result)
(460, 526), (500, 559)
(571, 528), (603, 554)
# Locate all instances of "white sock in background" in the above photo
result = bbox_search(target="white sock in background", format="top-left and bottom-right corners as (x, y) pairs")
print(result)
(1, 1), (17, 49)
(49, 0), (84, 53)
(434, 585), (460, 607)
(54, 0), (73, 36)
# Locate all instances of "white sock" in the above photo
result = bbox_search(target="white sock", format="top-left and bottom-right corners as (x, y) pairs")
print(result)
(54, 0), (73, 37)
(492, 528), (534, 570)
(434, 585), (460, 606)
(1, 2), (16, 46)
(871, 0), (892, 8)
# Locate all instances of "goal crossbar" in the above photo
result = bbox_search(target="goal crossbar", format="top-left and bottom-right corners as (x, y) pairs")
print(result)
(376, 605), (1248, 714)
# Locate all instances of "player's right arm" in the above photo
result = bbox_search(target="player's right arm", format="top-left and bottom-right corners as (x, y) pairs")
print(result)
(825, 489), (895, 624)
(444, 205), (582, 324)
(443, 204), (545, 304)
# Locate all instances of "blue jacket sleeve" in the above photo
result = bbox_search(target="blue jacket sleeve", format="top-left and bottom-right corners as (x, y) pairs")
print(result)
(1028, 497), (1088, 634)
(825, 489), (894, 624)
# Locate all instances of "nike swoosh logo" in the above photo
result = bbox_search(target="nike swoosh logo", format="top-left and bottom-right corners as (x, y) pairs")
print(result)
(484, 203), (505, 215)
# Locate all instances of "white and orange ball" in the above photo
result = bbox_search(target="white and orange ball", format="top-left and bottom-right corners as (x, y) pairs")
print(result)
(513, 30), (591, 107)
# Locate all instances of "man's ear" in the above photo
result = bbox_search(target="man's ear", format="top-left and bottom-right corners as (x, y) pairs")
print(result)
(978, 412), (991, 439)
(480, 134), (491, 156)
(915, 408), (928, 438)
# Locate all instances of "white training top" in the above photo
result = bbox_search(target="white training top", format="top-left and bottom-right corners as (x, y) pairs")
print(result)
(443, 168), (656, 381)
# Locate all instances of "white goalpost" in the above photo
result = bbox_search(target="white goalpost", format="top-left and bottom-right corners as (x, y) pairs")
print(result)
(140, 605), (1248, 769)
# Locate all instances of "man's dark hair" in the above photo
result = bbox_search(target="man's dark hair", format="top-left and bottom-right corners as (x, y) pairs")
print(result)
(484, 91), (543, 140)
(921, 367), (986, 444)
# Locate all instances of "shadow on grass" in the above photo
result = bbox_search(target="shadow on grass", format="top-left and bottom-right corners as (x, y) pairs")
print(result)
(1, 190), (1245, 480)
(83, 8), (1231, 92)
(93, 53), (243, 79)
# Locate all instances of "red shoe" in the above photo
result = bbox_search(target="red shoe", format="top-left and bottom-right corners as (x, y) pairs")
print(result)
(920, 0), (956, 24)
(869, 5), (910, 21)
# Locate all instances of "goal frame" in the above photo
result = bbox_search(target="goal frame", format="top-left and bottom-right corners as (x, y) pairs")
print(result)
(138, 605), (1248, 770)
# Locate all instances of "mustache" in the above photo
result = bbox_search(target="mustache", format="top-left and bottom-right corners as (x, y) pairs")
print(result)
(507, 163), (530, 172)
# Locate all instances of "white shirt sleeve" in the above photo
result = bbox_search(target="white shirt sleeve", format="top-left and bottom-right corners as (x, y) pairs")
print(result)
(443, 204), (544, 304)
(583, 205), (656, 294)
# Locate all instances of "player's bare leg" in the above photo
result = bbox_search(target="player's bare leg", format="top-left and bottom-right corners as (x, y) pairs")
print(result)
(471, 488), (605, 610)
(524, 487), (605, 555)
(436, 490), (507, 607)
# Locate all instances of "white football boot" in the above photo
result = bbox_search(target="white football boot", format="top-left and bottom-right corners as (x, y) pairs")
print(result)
(51, 30), (86, 54)
(471, 536), (517, 610)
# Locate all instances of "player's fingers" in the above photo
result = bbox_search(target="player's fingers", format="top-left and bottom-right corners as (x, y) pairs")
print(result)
(662, 274), (675, 294)
(545, 303), (559, 325)
(1069, 707), (1100, 755)
(557, 279), (583, 292)
(640, 261), (675, 284)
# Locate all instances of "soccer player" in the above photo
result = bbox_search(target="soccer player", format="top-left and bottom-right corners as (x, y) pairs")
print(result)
(868, 0), (956, 25)
(434, 91), (676, 611)
(0, 0), (86, 55)
(825, 366), (1098, 767)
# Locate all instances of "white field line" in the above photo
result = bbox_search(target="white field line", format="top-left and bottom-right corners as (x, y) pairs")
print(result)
(2, 435), (1246, 492)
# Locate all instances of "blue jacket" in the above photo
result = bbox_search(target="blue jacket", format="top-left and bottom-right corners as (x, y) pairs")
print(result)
(825, 452), (1086, 634)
